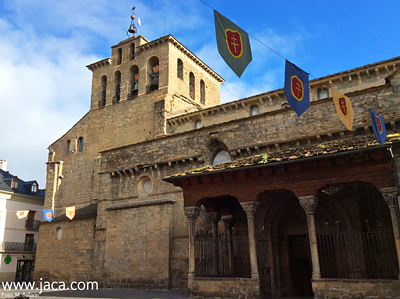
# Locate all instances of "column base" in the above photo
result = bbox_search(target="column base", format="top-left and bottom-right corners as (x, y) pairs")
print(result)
(251, 273), (259, 279)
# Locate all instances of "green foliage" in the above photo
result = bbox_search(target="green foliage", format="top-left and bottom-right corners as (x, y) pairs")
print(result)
(259, 154), (269, 164)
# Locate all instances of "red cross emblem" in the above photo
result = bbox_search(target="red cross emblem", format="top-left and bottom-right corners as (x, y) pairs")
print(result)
(339, 97), (347, 116)
(291, 75), (304, 101)
(376, 116), (383, 133)
(225, 29), (243, 58)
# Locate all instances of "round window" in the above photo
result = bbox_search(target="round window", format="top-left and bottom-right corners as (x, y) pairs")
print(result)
(138, 177), (153, 194)
(143, 179), (152, 193)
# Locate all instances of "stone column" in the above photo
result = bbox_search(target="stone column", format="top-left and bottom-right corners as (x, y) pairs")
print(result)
(299, 195), (321, 279)
(207, 212), (221, 276)
(184, 206), (201, 294)
(222, 214), (234, 274)
(380, 187), (400, 279)
(240, 201), (260, 279)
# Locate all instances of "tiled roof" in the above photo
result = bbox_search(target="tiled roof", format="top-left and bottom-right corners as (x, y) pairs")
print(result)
(166, 134), (400, 179)
(0, 169), (45, 198)
(50, 203), (98, 223)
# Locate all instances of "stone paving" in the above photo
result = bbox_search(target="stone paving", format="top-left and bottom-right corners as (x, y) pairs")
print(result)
(1, 288), (190, 299)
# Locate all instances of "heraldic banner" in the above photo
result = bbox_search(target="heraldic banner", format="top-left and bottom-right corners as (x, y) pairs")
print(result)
(44, 209), (53, 222)
(66, 206), (75, 220)
(284, 60), (310, 117)
(370, 110), (387, 145)
(331, 88), (354, 131)
(214, 10), (252, 77)
(16, 210), (29, 219)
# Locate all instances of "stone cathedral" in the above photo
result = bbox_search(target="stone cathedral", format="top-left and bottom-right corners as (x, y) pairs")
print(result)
(34, 23), (400, 298)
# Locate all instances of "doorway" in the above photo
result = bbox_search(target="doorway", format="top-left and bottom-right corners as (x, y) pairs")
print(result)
(288, 235), (313, 296)
(15, 260), (34, 282)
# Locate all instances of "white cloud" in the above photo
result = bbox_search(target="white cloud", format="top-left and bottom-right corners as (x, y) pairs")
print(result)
(0, 9), (100, 187)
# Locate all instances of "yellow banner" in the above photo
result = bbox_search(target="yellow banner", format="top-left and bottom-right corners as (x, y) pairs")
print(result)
(66, 206), (75, 220)
(16, 210), (29, 219)
(331, 88), (354, 131)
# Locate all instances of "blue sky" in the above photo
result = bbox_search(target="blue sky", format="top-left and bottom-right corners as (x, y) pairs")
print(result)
(1, 0), (400, 187)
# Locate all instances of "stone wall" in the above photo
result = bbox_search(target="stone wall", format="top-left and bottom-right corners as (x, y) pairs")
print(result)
(312, 279), (400, 299)
(192, 277), (260, 299)
(100, 82), (400, 176)
(34, 219), (95, 282)
(101, 201), (174, 289)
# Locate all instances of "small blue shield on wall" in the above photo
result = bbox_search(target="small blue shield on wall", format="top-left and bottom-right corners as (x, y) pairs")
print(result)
(44, 209), (53, 222)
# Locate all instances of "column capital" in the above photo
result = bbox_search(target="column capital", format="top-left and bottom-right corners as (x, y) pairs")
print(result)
(207, 211), (221, 223)
(380, 187), (398, 207)
(184, 206), (201, 222)
(240, 201), (259, 219)
(299, 195), (319, 215)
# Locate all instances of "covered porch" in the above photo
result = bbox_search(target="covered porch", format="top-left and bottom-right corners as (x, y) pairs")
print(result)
(164, 136), (400, 298)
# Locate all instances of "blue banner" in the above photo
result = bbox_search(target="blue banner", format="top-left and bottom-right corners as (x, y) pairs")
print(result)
(370, 110), (387, 145)
(44, 209), (53, 222)
(284, 60), (310, 117)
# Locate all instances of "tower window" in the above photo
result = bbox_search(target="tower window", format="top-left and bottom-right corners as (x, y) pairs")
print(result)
(177, 59), (183, 79)
(114, 71), (121, 103)
(200, 80), (205, 104)
(117, 48), (122, 65)
(147, 56), (159, 93)
(100, 75), (107, 107)
(78, 137), (84, 152)
(57, 227), (62, 240)
(189, 72), (195, 100)
(130, 65), (139, 99)
(130, 43), (135, 60)
(67, 140), (71, 155)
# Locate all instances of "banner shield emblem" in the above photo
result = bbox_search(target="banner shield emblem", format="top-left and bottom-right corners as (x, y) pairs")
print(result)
(225, 29), (243, 58)
(339, 97), (347, 116)
(16, 210), (29, 219)
(376, 116), (383, 133)
(214, 10), (252, 77)
(66, 206), (76, 220)
(44, 209), (53, 222)
(291, 75), (304, 101)
(370, 110), (386, 146)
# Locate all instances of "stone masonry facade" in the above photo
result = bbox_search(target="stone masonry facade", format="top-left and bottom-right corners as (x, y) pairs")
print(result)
(35, 32), (400, 298)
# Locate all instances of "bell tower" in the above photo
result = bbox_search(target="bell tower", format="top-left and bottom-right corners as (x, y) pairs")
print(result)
(86, 6), (223, 138)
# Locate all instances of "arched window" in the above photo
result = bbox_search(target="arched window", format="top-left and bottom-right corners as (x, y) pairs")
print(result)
(67, 140), (71, 155)
(56, 227), (62, 240)
(251, 105), (259, 116)
(31, 182), (38, 192)
(189, 72), (195, 100)
(212, 150), (232, 165)
(114, 71), (121, 103)
(318, 88), (329, 100)
(195, 119), (202, 129)
(200, 80), (205, 104)
(177, 59), (183, 79)
(117, 48), (122, 65)
(147, 56), (159, 93)
(78, 137), (84, 152)
(100, 75), (107, 107)
(130, 65), (139, 99)
(130, 43), (135, 60)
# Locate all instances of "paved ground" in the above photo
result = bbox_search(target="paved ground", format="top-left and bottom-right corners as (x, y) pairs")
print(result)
(1, 288), (190, 299)
(1, 288), (314, 298)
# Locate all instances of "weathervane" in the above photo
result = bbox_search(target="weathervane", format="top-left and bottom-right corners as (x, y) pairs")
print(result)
(127, 6), (138, 37)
